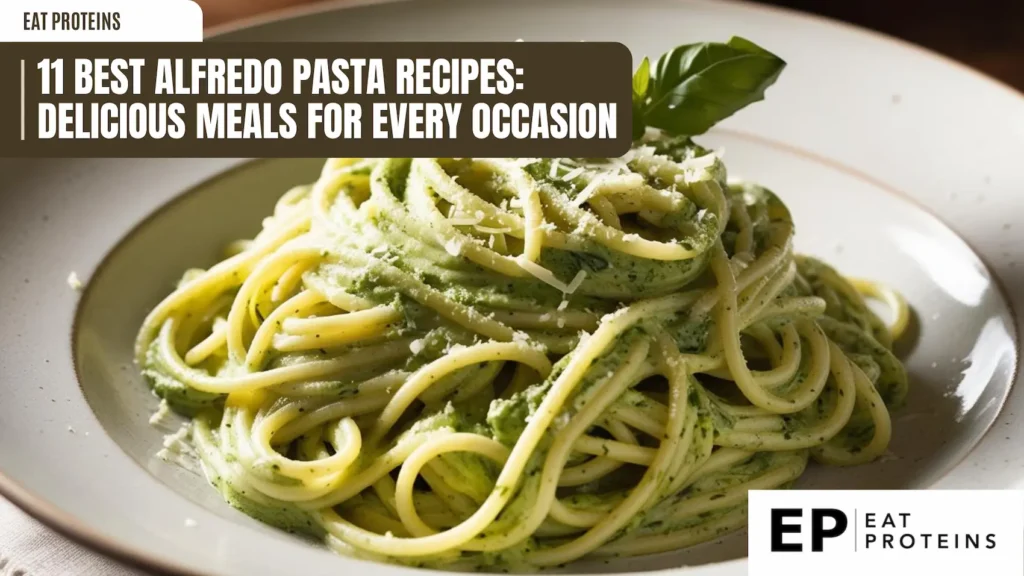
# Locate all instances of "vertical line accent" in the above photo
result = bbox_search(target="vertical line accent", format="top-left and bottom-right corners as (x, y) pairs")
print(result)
(20, 59), (26, 141)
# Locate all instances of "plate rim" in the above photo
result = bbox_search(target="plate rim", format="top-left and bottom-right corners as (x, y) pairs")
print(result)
(1, 1), (1022, 575)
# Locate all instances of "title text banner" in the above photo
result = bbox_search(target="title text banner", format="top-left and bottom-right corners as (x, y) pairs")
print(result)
(0, 42), (632, 158)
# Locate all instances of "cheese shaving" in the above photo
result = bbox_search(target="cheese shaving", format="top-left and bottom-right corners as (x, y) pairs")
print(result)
(444, 239), (463, 256)
(515, 255), (569, 292)
(565, 270), (587, 294)
(682, 153), (717, 171)
(409, 339), (425, 355)
(474, 225), (513, 234)
(572, 175), (606, 207)
(549, 159), (561, 179)
(448, 211), (483, 226)
(149, 399), (174, 427)
(561, 167), (586, 181)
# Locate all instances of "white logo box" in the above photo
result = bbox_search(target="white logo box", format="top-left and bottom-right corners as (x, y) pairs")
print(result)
(749, 490), (1024, 576)
(1, 0), (202, 42)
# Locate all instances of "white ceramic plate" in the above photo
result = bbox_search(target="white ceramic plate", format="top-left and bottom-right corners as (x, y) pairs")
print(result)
(1, 1), (1022, 575)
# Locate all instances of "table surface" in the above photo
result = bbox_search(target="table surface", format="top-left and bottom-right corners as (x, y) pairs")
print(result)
(756, 0), (1024, 91)
(198, 0), (1024, 91)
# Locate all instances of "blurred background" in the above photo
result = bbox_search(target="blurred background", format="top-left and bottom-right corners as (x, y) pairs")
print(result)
(198, 0), (1024, 90)
(758, 0), (1024, 89)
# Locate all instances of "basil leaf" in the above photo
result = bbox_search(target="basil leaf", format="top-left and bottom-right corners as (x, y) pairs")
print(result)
(632, 56), (650, 104)
(725, 36), (773, 55)
(632, 57), (650, 139)
(641, 36), (785, 137)
(632, 108), (647, 140)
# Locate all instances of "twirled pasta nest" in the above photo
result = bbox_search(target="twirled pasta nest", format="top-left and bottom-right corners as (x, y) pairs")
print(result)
(137, 133), (908, 571)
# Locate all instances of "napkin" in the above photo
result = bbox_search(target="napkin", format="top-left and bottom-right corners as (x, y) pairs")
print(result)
(0, 497), (144, 576)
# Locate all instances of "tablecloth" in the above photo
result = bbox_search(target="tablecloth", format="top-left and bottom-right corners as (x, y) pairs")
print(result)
(0, 497), (143, 576)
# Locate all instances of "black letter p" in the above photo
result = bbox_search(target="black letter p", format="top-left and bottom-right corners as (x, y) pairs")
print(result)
(811, 508), (848, 552)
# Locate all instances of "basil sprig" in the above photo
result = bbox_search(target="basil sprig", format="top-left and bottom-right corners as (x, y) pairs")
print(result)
(631, 36), (786, 139)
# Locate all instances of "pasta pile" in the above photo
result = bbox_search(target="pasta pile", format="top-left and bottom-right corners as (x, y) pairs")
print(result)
(137, 133), (908, 570)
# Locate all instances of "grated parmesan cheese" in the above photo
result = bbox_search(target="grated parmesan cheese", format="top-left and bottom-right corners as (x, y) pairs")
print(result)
(572, 175), (606, 207)
(67, 271), (82, 290)
(515, 255), (569, 292)
(162, 425), (191, 450)
(557, 300), (569, 311)
(565, 270), (587, 294)
(149, 399), (174, 427)
(515, 255), (587, 295)
(681, 153), (717, 171)
(474, 224), (512, 235)
(448, 212), (483, 226)
(561, 167), (585, 181)
(409, 339), (425, 355)
(444, 239), (463, 256)
(549, 159), (561, 179)
(553, 411), (571, 430)
(155, 422), (202, 474)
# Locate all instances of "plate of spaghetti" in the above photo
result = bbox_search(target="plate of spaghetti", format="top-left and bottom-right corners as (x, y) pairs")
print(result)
(0, 0), (1020, 575)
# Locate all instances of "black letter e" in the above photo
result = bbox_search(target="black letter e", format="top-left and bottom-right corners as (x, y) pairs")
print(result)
(771, 508), (802, 552)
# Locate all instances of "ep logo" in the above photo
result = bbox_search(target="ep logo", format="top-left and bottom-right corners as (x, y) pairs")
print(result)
(770, 508), (848, 552)
(750, 490), (1024, 576)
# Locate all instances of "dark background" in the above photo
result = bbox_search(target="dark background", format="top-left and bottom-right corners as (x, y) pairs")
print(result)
(200, 0), (1024, 90)
(754, 0), (1024, 90)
